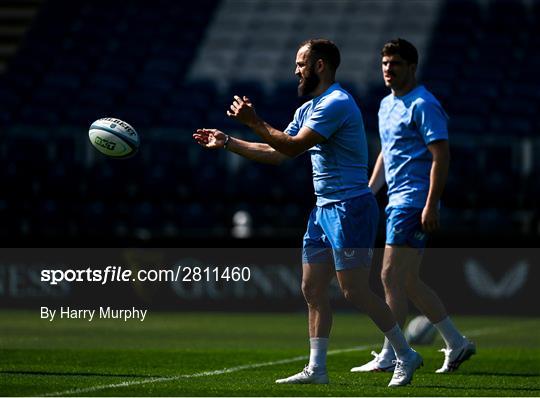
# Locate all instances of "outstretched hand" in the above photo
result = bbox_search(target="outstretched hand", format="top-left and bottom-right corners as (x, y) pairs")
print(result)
(193, 128), (227, 149)
(227, 95), (259, 127)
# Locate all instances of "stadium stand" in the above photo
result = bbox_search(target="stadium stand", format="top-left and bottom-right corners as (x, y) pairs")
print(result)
(0, 0), (538, 246)
(0, 0), (42, 74)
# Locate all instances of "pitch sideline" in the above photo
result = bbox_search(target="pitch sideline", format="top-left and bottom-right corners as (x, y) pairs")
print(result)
(42, 326), (508, 397)
(42, 345), (372, 397)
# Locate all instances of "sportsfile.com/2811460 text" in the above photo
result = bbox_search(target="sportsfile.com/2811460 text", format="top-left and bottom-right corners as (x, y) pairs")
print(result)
(40, 266), (252, 285)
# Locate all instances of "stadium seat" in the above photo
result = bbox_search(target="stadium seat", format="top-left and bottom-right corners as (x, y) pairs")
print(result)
(1, 0), (538, 246)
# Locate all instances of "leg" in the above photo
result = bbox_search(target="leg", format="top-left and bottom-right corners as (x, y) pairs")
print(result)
(381, 207), (448, 324)
(320, 195), (421, 386)
(351, 246), (420, 371)
(275, 262), (333, 385)
(275, 206), (333, 385)
(385, 246), (475, 373)
(302, 262), (335, 338)
(336, 266), (395, 332)
(378, 208), (437, 358)
(336, 267), (413, 356)
(383, 245), (448, 325)
(303, 262), (334, 373)
(381, 245), (412, 327)
(387, 245), (464, 343)
(337, 266), (423, 386)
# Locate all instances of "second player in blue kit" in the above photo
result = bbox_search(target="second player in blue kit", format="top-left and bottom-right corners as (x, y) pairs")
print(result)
(379, 83), (448, 249)
(352, 38), (476, 375)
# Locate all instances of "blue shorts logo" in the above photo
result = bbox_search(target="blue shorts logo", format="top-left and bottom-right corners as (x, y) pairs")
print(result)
(344, 249), (356, 258)
(386, 207), (427, 249)
(414, 231), (426, 241)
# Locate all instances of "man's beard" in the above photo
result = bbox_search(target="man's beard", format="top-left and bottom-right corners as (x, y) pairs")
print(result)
(298, 68), (320, 97)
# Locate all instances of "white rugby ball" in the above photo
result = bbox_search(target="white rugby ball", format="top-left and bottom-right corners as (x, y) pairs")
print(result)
(404, 315), (437, 345)
(89, 117), (139, 158)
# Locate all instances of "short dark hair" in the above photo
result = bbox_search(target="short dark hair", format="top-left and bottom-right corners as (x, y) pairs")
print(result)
(381, 38), (418, 65)
(300, 39), (341, 72)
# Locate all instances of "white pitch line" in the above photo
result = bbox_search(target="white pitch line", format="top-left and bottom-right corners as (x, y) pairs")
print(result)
(41, 323), (516, 397)
(42, 344), (373, 397)
(461, 326), (511, 338)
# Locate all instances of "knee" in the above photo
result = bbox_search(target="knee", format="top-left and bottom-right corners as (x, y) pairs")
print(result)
(301, 280), (325, 307)
(381, 266), (401, 291)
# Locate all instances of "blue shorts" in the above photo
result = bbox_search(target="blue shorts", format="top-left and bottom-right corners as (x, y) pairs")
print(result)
(385, 206), (428, 248)
(302, 193), (378, 270)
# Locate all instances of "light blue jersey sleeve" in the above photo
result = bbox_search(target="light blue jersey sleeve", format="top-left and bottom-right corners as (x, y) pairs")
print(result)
(303, 96), (347, 139)
(285, 108), (301, 137)
(413, 100), (449, 145)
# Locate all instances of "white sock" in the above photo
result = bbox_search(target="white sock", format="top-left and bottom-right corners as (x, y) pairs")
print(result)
(384, 324), (412, 360)
(434, 316), (465, 349)
(308, 337), (328, 371)
(381, 337), (396, 359)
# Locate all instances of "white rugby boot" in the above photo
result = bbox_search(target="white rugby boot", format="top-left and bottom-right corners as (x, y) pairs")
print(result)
(350, 351), (396, 372)
(436, 338), (476, 373)
(388, 350), (423, 387)
(275, 365), (329, 384)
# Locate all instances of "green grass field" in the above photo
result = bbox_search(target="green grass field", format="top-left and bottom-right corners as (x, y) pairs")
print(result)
(1, 310), (539, 396)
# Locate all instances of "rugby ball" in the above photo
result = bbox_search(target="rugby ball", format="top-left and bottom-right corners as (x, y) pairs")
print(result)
(404, 315), (437, 345)
(89, 117), (139, 158)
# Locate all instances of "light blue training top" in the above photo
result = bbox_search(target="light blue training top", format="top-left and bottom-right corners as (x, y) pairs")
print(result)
(378, 85), (449, 209)
(285, 83), (371, 206)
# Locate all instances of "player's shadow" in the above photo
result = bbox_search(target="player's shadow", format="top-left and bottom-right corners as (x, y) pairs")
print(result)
(0, 370), (160, 378)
